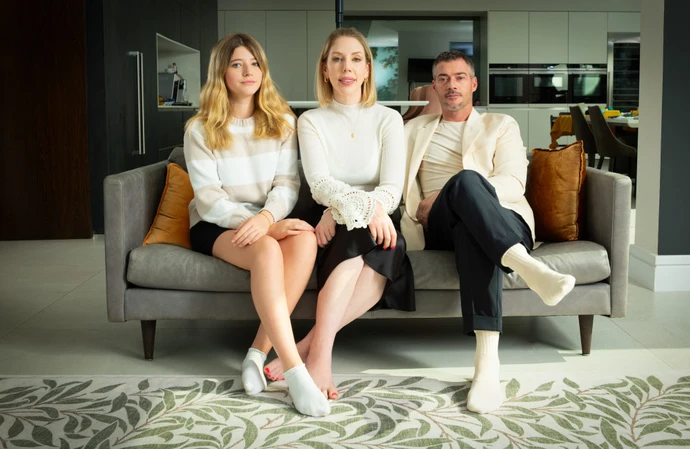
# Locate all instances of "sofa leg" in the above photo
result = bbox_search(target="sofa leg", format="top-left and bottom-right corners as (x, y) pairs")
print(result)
(578, 315), (594, 355)
(141, 320), (156, 361)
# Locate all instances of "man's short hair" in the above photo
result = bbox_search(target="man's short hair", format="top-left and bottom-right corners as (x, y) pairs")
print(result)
(432, 51), (475, 78)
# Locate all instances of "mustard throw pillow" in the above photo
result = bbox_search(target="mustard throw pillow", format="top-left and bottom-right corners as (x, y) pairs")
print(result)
(527, 141), (586, 242)
(142, 163), (194, 248)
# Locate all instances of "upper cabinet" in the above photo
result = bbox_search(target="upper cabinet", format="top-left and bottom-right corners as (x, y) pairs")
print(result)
(529, 12), (568, 63)
(266, 11), (308, 101)
(608, 12), (641, 33)
(222, 11), (267, 49)
(488, 12), (529, 63)
(568, 12), (608, 63)
(307, 11), (335, 101)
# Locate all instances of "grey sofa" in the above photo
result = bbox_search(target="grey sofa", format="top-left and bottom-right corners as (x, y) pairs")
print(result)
(104, 148), (631, 360)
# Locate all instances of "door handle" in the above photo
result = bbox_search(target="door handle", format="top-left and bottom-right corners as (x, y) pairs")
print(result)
(128, 51), (146, 156)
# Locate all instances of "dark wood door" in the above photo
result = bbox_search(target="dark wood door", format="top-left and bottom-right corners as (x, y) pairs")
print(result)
(1, 0), (92, 239)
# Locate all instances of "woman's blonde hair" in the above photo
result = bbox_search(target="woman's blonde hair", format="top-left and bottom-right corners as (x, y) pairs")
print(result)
(186, 33), (294, 150)
(315, 28), (376, 107)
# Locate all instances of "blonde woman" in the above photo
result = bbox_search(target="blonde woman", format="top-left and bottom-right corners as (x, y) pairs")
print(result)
(264, 28), (415, 400)
(184, 33), (329, 417)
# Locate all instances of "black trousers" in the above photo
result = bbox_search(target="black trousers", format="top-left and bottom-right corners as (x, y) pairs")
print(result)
(424, 170), (533, 335)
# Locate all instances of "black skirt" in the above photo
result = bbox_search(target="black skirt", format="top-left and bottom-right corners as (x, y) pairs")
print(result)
(304, 201), (416, 312)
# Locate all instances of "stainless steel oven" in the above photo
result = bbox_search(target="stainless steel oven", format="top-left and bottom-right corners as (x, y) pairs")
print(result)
(528, 64), (568, 104)
(489, 64), (529, 104)
(568, 64), (607, 104)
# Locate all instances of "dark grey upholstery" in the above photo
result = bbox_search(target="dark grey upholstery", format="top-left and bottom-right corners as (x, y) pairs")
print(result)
(104, 147), (631, 357)
(570, 106), (598, 168)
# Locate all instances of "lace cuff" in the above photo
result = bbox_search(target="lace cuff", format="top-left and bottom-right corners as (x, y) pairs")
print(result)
(311, 176), (377, 230)
(370, 186), (399, 214)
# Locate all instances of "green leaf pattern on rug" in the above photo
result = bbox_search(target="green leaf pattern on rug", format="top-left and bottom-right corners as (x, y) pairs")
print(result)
(0, 375), (689, 448)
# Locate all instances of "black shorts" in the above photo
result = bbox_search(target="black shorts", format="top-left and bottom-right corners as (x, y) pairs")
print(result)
(189, 221), (229, 256)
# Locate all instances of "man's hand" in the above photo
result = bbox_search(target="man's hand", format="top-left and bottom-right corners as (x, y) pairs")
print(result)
(268, 219), (314, 241)
(415, 192), (439, 229)
(315, 209), (337, 248)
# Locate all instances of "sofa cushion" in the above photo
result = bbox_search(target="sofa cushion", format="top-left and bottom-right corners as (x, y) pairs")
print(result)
(127, 240), (609, 292)
(527, 141), (587, 242)
(409, 240), (610, 290)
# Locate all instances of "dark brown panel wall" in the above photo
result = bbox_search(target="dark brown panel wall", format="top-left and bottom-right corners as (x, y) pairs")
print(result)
(1, 0), (92, 239)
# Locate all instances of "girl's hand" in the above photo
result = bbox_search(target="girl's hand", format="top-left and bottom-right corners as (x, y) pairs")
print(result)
(268, 219), (314, 241)
(232, 212), (273, 247)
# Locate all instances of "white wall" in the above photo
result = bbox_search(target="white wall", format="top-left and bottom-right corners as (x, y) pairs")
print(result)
(396, 29), (474, 99)
(634, 0), (663, 254)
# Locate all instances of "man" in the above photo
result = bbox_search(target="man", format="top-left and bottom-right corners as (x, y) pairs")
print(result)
(402, 51), (575, 414)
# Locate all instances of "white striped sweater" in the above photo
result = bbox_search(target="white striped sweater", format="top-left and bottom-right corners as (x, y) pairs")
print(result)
(183, 116), (299, 230)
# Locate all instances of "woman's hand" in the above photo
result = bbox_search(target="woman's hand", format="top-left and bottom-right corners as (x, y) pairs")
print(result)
(315, 209), (337, 248)
(268, 219), (314, 241)
(369, 202), (397, 250)
(232, 212), (272, 247)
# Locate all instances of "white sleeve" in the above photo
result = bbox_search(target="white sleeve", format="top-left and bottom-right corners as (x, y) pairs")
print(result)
(183, 127), (253, 229)
(262, 127), (300, 221)
(298, 113), (378, 230)
(371, 112), (405, 213)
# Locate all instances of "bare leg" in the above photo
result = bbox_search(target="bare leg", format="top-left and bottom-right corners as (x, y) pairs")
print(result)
(266, 264), (386, 383)
(212, 231), (328, 416)
(251, 232), (317, 354)
(306, 262), (387, 399)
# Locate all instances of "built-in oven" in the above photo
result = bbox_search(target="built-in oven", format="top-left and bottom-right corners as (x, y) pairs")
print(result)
(568, 64), (607, 104)
(489, 64), (529, 104)
(528, 64), (568, 104)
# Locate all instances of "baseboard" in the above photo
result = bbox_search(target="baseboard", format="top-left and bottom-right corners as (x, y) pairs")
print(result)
(629, 245), (690, 291)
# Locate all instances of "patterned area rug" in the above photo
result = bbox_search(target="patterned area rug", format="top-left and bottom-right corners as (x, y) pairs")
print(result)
(0, 373), (689, 448)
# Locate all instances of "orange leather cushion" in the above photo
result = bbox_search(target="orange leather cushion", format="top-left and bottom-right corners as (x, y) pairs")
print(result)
(142, 163), (194, 248)
(527, 141), (586, 242)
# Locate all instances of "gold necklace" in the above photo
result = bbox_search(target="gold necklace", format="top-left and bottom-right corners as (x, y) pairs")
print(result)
(337, 104), (362, 138)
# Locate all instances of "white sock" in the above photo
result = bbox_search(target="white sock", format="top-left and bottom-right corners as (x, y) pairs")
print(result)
(501, 243), (575, 306)
(467, 330), (502, 414)
(284, 363), (330, 417)
(241, 348), (267, 395)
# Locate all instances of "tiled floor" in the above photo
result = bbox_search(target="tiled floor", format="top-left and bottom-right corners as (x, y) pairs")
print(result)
(1, 233), (688, 381)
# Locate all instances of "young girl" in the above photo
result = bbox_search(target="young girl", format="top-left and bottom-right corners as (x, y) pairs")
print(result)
(184, 33), (328, 417)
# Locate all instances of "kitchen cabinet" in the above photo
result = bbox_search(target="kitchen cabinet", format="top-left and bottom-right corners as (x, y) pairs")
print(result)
(529, 12), (568, 64)
(87, 0), (216, 233)
(266, 11), (308, 101)
(568, 12), (607, 64)
(528, 107), (570, 151)
(608, 12), (640, 33)
(307, 11), (335, 101)
(488, 12), (529, 63)
(221, 10), (267, 49)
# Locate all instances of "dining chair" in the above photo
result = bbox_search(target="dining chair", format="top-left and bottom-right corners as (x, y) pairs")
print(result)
(402, 85), (442, 123)
(588, 106), (637, 191)
(569, 106), (598, 168)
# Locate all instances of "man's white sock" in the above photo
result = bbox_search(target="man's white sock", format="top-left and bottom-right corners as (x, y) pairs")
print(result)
(284, 363), (330, 417)
(241, 348), (267, 395)
(501, 243), (575, 306)
(467, 330), (502, 414)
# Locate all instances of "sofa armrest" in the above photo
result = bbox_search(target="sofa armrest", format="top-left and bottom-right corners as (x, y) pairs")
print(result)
(104, 161), (168, 322)
(584, 168), (632, 318)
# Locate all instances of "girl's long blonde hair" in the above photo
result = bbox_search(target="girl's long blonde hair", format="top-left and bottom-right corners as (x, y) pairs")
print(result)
(186, 33), (294, 150)
(315, 28), (377, 107)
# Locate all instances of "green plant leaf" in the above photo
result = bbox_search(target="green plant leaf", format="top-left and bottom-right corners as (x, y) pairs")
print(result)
(390, 438), (448, 447)
(126, 405), (141, 427)
(55, 381), (93, 401)
(505, 379), (520, 399)
(83, 421), (117, 449)
(59, 438), (69, 449)
(239, 416), (257, 449)
(500, 418), (524, 436)
(300, 442), (333, 449)
(215, 379), (234, 394)
(390, 377), (425, 388)
(138, 396), (152, 413)
(631, 385), (644, 401)
(0, 388), (40, 405)
(446, 424), (478, 439)
(188, 408), (217, 422)
(545, 397), (570, 408)
(7, 440), (41, 447)
(648, 376), (664, 391)
(109, 392), (127, 413)
(92, 384), (123, 394)
(536, 381), (555, 392)
(35, 406), (60, 419)
(627, 377), (650, 394)
(372, 411), (397, 441)
(201, 380), (216, 394)
(646, 439), (690, 446)
(528, 423), (573, 443)
(385, 428), (419, 444)
(417, 420), (431, 438)
(552, 415), (576, 431)
(563, 378), (580, 389)
(43, 380), (57, 389)
(32, 425), (54, 447)
(300, 428), (330, 440)
(616, 398), (631, 415)
(137, 380), (149, 391)
(601, 418), (624, 449)
(639, 418), (675, 438)
(348, 422), (378, 439)
(9, 418), (25, 439)
(340, 380), (373, 399)
(665, 427), (683, 437)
